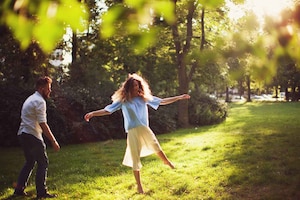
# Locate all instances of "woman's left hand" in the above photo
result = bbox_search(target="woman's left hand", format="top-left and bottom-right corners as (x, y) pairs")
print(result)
(180, 94), (190, 100)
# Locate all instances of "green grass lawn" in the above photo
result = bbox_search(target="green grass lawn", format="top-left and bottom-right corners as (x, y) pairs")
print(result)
(1, 102), (300, 200)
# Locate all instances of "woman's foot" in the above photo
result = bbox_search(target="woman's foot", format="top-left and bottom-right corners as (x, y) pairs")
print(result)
(133, 170), (144, 194)
(165, 161), (175, 169)
(156, 151), (175, 169)
(137, 186), (144, 194)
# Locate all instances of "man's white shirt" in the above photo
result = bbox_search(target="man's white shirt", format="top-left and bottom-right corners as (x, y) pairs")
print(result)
(18, 91), (47, 141)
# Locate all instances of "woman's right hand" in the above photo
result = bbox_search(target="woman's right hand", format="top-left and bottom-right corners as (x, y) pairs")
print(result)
(84, 112), (93, 122)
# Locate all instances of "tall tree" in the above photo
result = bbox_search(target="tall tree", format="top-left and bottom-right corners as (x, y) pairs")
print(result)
(170, 0), (226, 127)
(170, 0), (195, 127)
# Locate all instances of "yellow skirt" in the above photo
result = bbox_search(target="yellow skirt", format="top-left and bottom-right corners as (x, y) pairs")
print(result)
(122, 126), (162, 170)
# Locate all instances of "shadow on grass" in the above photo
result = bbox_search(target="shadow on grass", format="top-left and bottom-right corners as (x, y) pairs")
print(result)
(0, 140), (128, 199)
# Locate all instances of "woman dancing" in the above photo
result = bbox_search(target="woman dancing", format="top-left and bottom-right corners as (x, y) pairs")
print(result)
(84, 73), (190, 194)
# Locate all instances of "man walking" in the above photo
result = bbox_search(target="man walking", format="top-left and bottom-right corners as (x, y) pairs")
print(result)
(14, 76), (60, 199)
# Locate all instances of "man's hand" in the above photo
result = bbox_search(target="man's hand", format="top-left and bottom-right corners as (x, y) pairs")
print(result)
(52, 140), (60, 152)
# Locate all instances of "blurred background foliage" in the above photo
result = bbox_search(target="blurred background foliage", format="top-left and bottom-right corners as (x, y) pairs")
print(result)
(0, 0), (88, 52)
(0, 0), (300, 146)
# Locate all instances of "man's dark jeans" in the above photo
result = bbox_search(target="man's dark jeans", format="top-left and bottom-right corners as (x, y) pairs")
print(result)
(15, 133), (49, 196)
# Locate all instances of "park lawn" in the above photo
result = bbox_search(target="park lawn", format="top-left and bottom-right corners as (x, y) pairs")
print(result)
(0, 102), (300, 200)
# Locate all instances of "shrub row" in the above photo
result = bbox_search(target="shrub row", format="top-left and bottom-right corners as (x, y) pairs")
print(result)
(0, 85), (227, 147)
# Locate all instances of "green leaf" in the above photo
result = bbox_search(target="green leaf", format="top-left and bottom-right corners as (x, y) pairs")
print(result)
(6, 12), (34, 50)
(57, 0), (89, 31)
(133, 28), (158, 53)
(198, 0), (224, 8)
(153, 1), (175, 24)
(1, 0), (88, 53)
(101, 6), (124, 38)
(33, 19), (65, 52)
(124, 0), (145, 8)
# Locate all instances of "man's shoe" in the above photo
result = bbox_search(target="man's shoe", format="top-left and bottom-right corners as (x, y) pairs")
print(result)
(13, 189), (28, 196)
(37, 193), (57, 199)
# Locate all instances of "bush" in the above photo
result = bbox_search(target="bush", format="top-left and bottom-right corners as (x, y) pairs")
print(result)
(188, 91), (227, 126)
(51, 82), (125, 144)
(0, 85), (33, 146)
(149, 104), (177, 135)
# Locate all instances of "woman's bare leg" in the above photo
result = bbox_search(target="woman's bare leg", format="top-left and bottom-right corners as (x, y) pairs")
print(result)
(133, 170), (144, 194)
(156, 150), (175, 169)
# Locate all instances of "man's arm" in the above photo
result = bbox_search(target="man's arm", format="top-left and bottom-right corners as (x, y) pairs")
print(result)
(40, 122), (60, 151)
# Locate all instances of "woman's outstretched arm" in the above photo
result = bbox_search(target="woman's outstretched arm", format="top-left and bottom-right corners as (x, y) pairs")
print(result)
(160, 94), (190, 105)
(84, 109), (111, 122)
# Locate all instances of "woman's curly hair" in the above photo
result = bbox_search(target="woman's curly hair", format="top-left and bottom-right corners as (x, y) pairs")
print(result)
(112, 73), (153, 102)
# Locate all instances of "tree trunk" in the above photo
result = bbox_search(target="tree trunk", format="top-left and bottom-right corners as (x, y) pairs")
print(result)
(72, 31), (77, 64)
(200, 7), (205, 51)
(171, 0), (196, 128)
(178, 62), (190, 127)
(274, 86), (279, 98)
(246, 75), (251, 102)
(225, 86), (230, 102)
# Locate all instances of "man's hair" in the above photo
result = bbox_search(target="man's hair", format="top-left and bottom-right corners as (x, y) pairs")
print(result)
(35, 76), (52, 90)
